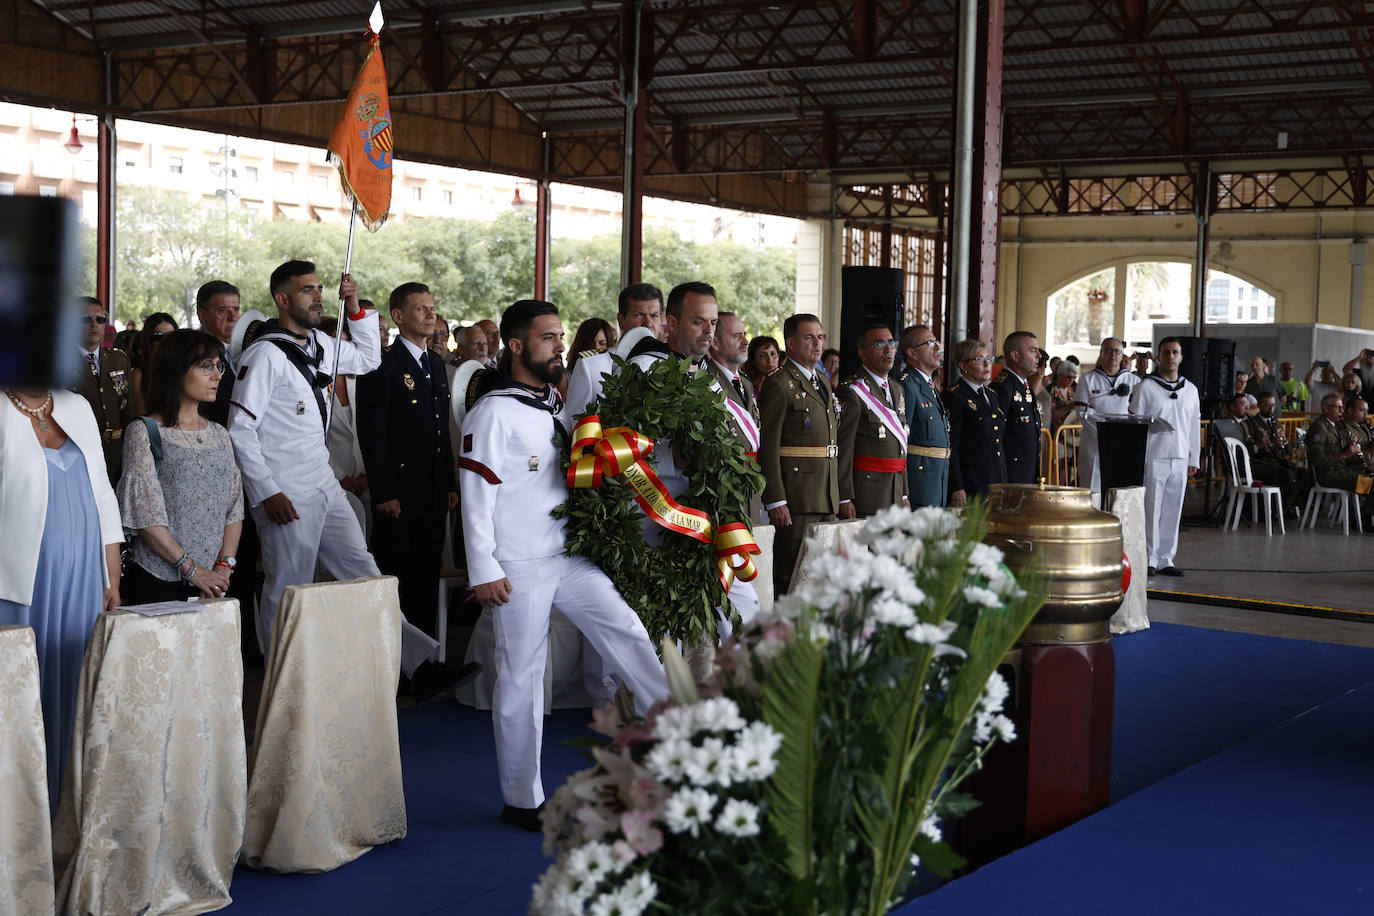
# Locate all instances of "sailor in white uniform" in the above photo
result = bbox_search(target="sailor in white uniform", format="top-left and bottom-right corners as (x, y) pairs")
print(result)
(1127, 337), (1200, 576)
(460, 299), (667, 831)
(564, 282), (664, 417)
(1075, 337), (1141, 491)
(228, 260), (447, 684)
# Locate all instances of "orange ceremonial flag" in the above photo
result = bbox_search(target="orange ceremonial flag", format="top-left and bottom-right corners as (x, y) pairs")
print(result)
(327, 13), (392, 231)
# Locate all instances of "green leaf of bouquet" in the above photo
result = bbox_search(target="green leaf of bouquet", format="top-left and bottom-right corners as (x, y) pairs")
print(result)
(761, 636), (824, 897)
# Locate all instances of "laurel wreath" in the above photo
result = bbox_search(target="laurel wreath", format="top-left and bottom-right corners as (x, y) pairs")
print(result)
(556, 355), (765, 648)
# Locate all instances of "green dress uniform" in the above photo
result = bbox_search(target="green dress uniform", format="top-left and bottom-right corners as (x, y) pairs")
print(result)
(896, 365), (950, 508)
(757, 360), (839, 596)
(1305, 416), (1371, 504)
(1342, 417), (1374, 472)
(71, 346), (135, 485)
(989, 370), (1042, 484)
(836, 368), (908, 517)
(1237, 415), (1298, 511)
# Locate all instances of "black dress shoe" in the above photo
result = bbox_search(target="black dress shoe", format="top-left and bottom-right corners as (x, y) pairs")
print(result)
(407, 660), (483, 703)
(501, 803), (545, 833)
(1157, 566), (1185, 577)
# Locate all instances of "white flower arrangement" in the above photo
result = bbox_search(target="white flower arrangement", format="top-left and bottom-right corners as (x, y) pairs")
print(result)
(535, 503), (1044, 916)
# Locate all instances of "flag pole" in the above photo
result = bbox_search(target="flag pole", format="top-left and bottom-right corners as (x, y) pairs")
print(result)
(325, 200), (360, 435)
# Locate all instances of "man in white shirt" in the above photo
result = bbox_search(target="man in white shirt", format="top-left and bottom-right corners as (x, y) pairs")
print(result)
(1075, 337), (1141, 491)
(1127, 337), (1200, 577)
(460, 298), (666, 831)
(565, 282), (665, 415)
(229, 260), (457, 696)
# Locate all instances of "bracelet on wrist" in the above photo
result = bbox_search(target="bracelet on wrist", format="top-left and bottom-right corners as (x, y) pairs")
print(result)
(180, 561), (197, 584)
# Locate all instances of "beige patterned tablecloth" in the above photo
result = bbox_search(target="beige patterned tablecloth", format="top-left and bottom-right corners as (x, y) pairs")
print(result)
(0, 625), (56, 916)
(242, 576), (407, 873)
(52, 600), (246, 916)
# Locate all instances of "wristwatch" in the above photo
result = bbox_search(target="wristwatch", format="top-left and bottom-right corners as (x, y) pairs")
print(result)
(217, 555), (238, 569)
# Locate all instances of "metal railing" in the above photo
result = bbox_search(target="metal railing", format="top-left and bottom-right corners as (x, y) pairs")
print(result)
(1030, 414), (1313, 488)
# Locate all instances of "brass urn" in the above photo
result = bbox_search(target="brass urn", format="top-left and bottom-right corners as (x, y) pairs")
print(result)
(984, 483), (1124, 645)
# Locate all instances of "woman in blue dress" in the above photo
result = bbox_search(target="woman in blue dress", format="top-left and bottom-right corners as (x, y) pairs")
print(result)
(0, 386), (124, 813)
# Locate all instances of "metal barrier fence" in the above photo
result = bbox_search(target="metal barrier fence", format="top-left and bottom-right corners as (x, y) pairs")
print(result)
(1032, 413), (1315, 487)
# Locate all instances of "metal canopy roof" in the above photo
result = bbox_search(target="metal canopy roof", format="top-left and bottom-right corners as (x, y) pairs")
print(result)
(18, 0), (1374, 213)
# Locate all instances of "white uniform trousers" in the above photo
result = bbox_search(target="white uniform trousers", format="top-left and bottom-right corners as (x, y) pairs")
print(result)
(1143, 457), (1187, 569)
(251, 484), (439, 677)
(1077, 429), (1101, 492)
(493, 555), (668, 808)
(580, 575), (758, 702)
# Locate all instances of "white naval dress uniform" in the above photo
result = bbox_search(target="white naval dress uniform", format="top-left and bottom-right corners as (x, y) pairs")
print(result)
(459, 385), (668, 809)
(228, 310), (439, 676)
(1074, 367), (1141, 491)
(1128, 374), (1200, 570)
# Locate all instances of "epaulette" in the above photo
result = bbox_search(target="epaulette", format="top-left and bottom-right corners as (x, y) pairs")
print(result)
(944, 383), (960, 393)
(105, 347), (128, 358)
(577, 348), (598, 360)
(842, 371), (863, 386)
(993, 369), (1010, 384)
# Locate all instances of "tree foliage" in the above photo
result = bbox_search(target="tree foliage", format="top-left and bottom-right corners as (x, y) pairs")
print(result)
(93, 188), (797, 340)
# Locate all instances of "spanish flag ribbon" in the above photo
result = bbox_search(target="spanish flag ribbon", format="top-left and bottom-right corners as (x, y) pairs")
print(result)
(713, 521), (761, 592)
(568, 415), (761, 593)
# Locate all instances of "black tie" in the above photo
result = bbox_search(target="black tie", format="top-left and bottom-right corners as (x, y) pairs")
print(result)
(420, 349), (432, 382)
(731, 376), (745, 400)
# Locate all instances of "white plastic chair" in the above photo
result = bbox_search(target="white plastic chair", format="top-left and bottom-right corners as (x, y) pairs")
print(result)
(1301, 484), (1363, 535)
(1221, 437), (1285, 535)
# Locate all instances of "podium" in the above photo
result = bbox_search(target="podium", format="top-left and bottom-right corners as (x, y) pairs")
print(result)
(1097, 418), (1149, 506)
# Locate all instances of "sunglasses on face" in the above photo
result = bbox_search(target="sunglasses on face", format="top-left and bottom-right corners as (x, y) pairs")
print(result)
(81, 315), (109, 325)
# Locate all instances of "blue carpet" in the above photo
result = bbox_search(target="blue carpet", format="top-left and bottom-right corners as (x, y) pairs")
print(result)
(906, 679), (1374, 915)
(221, 623), (1374, 914)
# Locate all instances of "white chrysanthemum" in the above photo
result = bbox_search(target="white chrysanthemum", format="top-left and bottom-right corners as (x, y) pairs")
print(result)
(919, 813), (942, 842)
(981, 672), (1010, 713)
(530, 864), (566, 915)
(695, 696), (747, 733)
(905, 506), (959, 538)
(566, 841), (618, 886)
(589, 878), (655, 916)
(904, 621), (949, 645)
(963, 584), (1001, 608)
(870, 595), (918, 628)
(971, 710), (992, 744)
(731, 738), (780, 782)
(644, 738), (693, 783)
(868, 553), (925, 603)
(715, 798), (761, 837)
(967, 542), (1005, 578)
(991, 714), (1017, 742)
(662, 786), (718, 837)
(738, 720), (784, 758)
(755, 636), (788, 661)
(651, 705), (696, 742)
(682, 737), (732, 788)
(909, 853), (922, 870)
(618, 871), (657, 913)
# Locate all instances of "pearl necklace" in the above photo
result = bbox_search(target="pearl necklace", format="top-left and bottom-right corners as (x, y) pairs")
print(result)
(5, 390), (53, 431)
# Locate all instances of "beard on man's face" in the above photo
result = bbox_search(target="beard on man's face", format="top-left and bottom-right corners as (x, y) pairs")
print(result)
(519, 345), (564, 385)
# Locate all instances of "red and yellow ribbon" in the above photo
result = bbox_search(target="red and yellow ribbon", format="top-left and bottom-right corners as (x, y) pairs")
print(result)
(568, 415), (761, 592)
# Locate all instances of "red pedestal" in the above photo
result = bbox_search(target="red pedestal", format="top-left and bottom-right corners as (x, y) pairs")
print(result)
(1021, 641), (1114, 842)
(954, 640), (1115, 866)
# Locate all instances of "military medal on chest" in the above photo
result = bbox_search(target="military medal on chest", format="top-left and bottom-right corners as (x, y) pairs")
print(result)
(403, 372), (415, 391)
(529, 455), (540, 472)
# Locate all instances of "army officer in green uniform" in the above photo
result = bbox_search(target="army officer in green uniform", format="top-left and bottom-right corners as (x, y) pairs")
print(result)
(72, 296), (135, 484)
(895, 324), (949, 507)
(758, 313), (839, 595)
(1305, 394), (1372, 519)
(837, 324), (909, 518)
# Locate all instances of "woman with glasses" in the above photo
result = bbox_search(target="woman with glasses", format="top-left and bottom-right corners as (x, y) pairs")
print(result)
(117, 329), (243, 605)
(129, 312), (179, 417)
(941, 338), (1007, 506)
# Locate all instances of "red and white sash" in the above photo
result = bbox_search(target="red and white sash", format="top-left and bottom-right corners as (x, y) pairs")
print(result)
(851, 377), (907, 456)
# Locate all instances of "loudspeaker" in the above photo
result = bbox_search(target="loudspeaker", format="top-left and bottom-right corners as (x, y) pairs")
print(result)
(0, 195), (79, 389)
(1176, 336), (1236, 403)
(839, 266), (904, 381)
